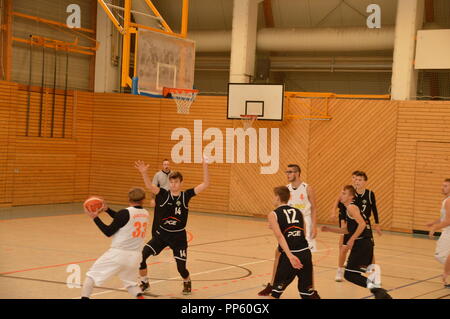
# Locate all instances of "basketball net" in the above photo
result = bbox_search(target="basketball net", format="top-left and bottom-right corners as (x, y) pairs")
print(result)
(240, 115), (258, 131)
(163, 87), (199, 114)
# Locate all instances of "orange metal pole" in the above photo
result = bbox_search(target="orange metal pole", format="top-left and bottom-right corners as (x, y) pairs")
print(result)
(96, 0), (124, 34)
(180, 0), (189, 38)
(143, 0), (173, 33)
(121, 0), (132, 87)
(3, 0), (13, 80)
(12, 11), (95, 34)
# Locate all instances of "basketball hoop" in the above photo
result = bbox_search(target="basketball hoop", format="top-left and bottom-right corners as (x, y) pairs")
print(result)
(240, 115), (258, 130)
(163, 87), (199, 114)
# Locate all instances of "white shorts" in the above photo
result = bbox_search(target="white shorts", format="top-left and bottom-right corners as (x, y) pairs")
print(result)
(435, 230), (450, 264)
(86, 248), (141, 288)
(302, 214), (317, 252)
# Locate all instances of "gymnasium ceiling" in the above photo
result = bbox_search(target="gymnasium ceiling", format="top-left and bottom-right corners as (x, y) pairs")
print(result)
(153, 0), (399, 31)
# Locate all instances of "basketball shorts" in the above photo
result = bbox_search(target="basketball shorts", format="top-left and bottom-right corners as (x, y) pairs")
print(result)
(271, 248), (314, 298)
(346, 238), (374, 273)
(435, 230), (450, 264)
(86, 248), (141, 288)
(144, 229), (188, 260)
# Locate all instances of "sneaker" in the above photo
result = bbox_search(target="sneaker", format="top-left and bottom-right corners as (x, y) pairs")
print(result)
(257, 283), (273, 296)
(183, 280), (192, 295)
(366, 264), (381, 287)
(136, 293), (145, 299)
(139, 280), (150, 292)
(370, 287), (393, 299)
(444, 284), (450, 289)
(335, 268), (344, 282)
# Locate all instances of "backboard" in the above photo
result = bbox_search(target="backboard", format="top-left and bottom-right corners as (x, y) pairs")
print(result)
(227, 83), (284, 121)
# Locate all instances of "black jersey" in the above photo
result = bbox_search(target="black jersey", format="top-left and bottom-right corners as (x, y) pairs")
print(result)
(273, 205), (309, 252)
(156, 188), (196, 232)
(354, 189), (379, 224)
(345, 202), (373, 240)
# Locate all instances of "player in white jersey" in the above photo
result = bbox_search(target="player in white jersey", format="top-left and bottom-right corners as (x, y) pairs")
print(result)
(258, 164), (318, 296)
(427, 178), (450, 288)
(81, 187), (149, 299)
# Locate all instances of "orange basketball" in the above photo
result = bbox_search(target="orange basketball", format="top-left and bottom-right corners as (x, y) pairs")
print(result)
(83, 197), (105, 214)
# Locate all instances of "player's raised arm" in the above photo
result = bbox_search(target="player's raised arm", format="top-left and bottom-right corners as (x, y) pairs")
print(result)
(134, 160), (160, 195)
(194, 157), (210, 195)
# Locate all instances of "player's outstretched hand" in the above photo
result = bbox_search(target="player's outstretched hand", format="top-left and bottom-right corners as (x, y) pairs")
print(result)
(134, 160), (149, 174)
(321, 225), (330, 232)
(288, 254), (303, 270)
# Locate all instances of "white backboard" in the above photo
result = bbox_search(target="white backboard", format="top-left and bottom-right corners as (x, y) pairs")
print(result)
(227, 83), (284, 121)
(415, 30), (450, 69)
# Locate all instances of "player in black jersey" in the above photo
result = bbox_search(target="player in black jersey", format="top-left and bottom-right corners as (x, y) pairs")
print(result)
(322, 185), (392, 299)
(134, 158), (210, 295)
(353, 171), (382, 236)
(330, 171), (360, 282)
(268, 186), (320, 299)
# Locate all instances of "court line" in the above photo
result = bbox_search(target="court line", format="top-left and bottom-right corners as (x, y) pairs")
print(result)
(361, 274), (442, 299)
(84, 259), (272, 299)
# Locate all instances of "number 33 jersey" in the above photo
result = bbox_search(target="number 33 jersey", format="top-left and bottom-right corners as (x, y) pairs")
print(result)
(111, 207), (149, 251)
(272, 205), (309, 252)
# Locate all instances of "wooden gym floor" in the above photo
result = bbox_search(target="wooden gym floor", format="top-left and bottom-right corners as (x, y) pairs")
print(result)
(0, 203), (449, 299)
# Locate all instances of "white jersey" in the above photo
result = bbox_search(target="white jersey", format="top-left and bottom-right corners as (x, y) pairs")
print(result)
(111, 207), (149, 251)
(441, 197), (450, 233)
(287, 182), (311, 217)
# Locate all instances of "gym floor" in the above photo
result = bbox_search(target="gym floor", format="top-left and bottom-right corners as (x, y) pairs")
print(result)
(0, 203), (448, 299)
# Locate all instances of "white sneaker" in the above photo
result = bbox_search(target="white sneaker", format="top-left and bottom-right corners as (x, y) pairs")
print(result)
(366, 264), (381, 288)
(335, 268), (344, 282)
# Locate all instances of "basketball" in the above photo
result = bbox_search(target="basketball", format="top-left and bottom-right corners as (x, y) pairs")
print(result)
(83, 197), (105, 215)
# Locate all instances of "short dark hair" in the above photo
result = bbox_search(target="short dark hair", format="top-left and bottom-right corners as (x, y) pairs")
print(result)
(287, 164), (301, 174)
(162, 159), (169, 163)
(343, 185), (356, 198)
(352, 170), (361, 176)
(445, 178), (450, 183)
(274, 186), (291, 203)
(169, 171), (183, 182)
(129, 187), (146, 202)
(354, 171), (368, 181)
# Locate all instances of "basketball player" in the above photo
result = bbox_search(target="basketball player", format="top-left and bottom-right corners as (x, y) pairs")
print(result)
(135, 158), (209, 295)
(427, 178), (450, 288)
(268, 186), (320, 299)
(322, 185), (392, 299)
(332, 171), (382, 282)
(81, 187), (149, 299)
(150, 159), (171, 236)
(258, 164), (317, 296)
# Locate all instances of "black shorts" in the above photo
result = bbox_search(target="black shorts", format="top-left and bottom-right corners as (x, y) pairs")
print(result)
(346, 238), (374, 273)
(271, 249), (314, 299)
(145, 229), (188, 259)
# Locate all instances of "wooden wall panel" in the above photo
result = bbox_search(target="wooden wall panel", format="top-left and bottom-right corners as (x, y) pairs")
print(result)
(393, 101), (450, 232)
(0, 81), (93, 207)
(228, 97), (310, 217)
(412, 141), (450, 231)
(0, 81), (17, 205)
(309, 99), (398, 229)
(89, 93), (163, 204)
(3, 79), (450, 234)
